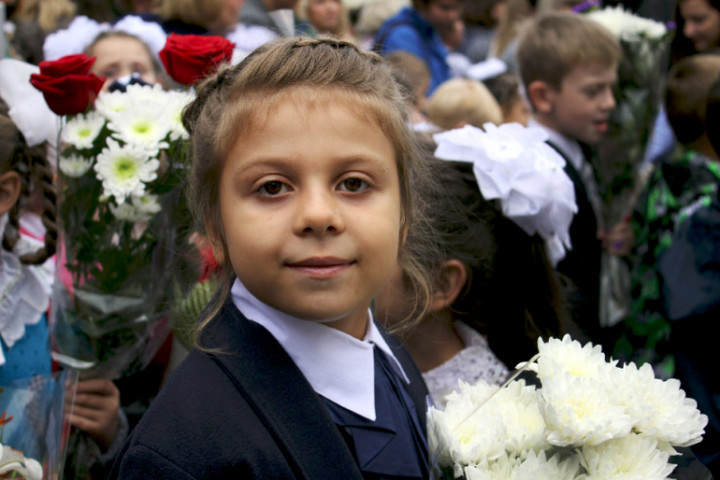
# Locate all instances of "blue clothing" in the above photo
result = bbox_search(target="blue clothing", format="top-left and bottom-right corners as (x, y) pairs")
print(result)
(374, 7), (451, 94)
(110, 299), (429, 479)
(0, 315), (51, 384)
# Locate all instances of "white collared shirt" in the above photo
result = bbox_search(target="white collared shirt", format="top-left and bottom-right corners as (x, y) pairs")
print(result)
(231, 278), (409, 421)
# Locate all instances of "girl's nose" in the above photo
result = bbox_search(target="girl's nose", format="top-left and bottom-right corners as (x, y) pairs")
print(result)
(293, 187), (345, 236)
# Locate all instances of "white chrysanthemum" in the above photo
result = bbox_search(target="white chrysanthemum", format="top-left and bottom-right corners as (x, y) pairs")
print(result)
(612, 362), (708, 446)
(59, 154), (94, 178)
(513, 450), (581, 480)
(61, 111), (105, 149)
(463, 453), (516, 480)
(94, 139), (159, 203)
(428, 381), (507, 474)
(580, 433), (676, 479)
(0, 443), (43, 480)
(541, 374), (633, 447)
(107, 106), (172, 149)
(110, 193), (161, 222)
(483, 380), (549, 455)
(533, 335), (613, 382)
(587, 6), (667, 39)
(165, 90), (194, 140)
(95, 90), (131, 121)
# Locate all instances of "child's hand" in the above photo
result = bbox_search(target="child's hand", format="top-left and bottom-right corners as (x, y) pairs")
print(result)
(599, 222), (635, 257)
(67, 378), (120, 450)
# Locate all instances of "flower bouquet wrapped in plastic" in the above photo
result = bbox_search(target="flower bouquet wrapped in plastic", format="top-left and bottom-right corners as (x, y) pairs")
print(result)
(428, 335), (709, 479)
(0, 371), (74, 480)
(584, 7), (674, 328)
(29, 53), (196, 380)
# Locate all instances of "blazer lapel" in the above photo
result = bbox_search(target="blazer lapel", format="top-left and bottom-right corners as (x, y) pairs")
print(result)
(200, 300), (364, 480)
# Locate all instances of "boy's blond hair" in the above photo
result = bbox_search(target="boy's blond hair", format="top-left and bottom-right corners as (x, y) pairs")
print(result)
(665, 54), (720, 145)
(516, 12), (621, 92)
(427, 78), (502, 130)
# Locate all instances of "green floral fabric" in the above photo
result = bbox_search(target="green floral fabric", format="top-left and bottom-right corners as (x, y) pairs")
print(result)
(614, 149), (720, 378)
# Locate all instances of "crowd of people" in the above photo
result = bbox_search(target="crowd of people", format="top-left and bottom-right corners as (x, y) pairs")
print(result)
(1, 0), (720, 478)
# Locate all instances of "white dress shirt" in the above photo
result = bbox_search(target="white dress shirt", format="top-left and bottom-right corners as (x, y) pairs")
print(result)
(231, 278), (409, 421)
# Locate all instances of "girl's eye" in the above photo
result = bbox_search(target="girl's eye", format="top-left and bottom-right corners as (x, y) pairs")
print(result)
(339, 177), (369, 193)
(259, 181), (288, 196)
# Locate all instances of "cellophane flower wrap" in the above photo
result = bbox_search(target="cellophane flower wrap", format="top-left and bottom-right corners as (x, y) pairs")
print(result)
(584, 7), (673, 329)
(48, 81), (196, 379)
(428, 335), (708, 479)
(0, 371), (75, 480)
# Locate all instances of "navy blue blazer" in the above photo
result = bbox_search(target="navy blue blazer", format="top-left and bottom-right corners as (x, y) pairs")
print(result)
(109, 299), (429, 479)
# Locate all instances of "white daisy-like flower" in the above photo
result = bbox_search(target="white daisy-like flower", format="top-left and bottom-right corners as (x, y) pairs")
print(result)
(59, 154), (94, 178)
(580, 433), (676, 479)
(587, 6), (667, 40)
(165, 90), (194, 140)
(0, 443), (43, 480)
(95, 90), (131, 121)
(513, 450), (581, 480)
(94, 139), (160, 203)
(134, 193), (162, 216)
(110, 202), (150, 223)
(61, 111), (105, 149)
(541, 373), (633, 447)
(612, 362), (708, 446)
(107, 106), (172, 150)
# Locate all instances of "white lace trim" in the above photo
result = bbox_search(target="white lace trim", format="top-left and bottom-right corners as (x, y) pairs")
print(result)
(422, 322), (509, 409)
(0, 215), (53, 365)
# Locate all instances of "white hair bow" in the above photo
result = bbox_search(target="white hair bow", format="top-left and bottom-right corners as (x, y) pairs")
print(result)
(433, 123), (578, 267)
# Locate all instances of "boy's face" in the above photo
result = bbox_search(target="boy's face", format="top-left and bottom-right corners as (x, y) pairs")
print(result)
(540, 62), (618, 145)
(421, 0), (463, 34)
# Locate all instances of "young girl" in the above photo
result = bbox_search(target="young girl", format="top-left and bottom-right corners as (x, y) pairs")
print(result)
(110, 37), (436, 479)
(0, 112), (57, 384)
(374, 128), (576, 408)
(86, 31), (164, 91)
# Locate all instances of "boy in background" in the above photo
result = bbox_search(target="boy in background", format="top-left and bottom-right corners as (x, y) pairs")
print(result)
(516, 12), (624, 345)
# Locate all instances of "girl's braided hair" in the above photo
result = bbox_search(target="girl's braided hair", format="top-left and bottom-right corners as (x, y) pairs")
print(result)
(0, 110), (57, 265)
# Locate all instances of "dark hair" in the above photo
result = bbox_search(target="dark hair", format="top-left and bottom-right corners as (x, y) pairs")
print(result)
(0, 113), (57, 265)
(665, 53), (720, 145)
(671, 0), (720, 63)
(182, 37), (438, 345)
(407, 153), (568, 366)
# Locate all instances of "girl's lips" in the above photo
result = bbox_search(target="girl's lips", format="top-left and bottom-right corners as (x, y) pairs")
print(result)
(286, 258), (355, 278)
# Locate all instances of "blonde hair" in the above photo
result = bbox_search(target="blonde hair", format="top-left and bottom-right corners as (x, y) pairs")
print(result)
(516, 12), (621, 91)
(295, 0), (354, 41)
(12, 0), (76, 32)
(156, 0), (224, 30)
(427, 78), (503, 130)
(183, 37), (438, 344)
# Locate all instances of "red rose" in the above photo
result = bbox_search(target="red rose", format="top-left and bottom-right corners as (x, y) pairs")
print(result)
(30, 54), (105, 116)
(159, 34), (235, 86)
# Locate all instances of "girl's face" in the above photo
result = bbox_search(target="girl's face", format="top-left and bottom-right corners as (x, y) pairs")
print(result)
(308, 0), (342, 33)
(216, 92), (403, 339)
(90, 36), (158, 91)
(681, 0), (720, 52)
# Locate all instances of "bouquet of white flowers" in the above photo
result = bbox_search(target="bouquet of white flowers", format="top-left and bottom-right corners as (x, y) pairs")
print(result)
(49, 81), (195, 379)
(428, 335), (708, 479)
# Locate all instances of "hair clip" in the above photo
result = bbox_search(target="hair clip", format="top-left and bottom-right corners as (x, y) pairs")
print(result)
(433, 123), (578, 267)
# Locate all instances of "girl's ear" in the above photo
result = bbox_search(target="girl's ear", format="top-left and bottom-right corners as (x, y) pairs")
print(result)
(0, 171), (21, 217)
(429, 259), (467, 313)
(526, 80), (554, 115)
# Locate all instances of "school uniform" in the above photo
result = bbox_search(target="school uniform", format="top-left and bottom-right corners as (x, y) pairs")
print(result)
(109, 280), (429, 480)
(530, 121), (603, 341)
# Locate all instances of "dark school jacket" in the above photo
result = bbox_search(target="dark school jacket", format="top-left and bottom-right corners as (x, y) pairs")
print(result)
(109, 299), (429, 479)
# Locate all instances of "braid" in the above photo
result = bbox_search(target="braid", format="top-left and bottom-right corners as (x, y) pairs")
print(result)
(19, 149), (57, 265)
(2, 145), (30, 254)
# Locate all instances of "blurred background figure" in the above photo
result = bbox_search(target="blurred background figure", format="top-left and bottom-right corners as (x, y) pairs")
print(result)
(295, 0), (355, 41)
(484, 72), (530, 125)
(426, 78), (502, 130)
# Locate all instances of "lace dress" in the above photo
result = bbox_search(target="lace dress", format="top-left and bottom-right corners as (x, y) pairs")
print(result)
(422, 322), (508, 409)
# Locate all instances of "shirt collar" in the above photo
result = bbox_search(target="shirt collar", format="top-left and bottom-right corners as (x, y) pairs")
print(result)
(231, 278), (408, 421)
(528, 118), (584, 172)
